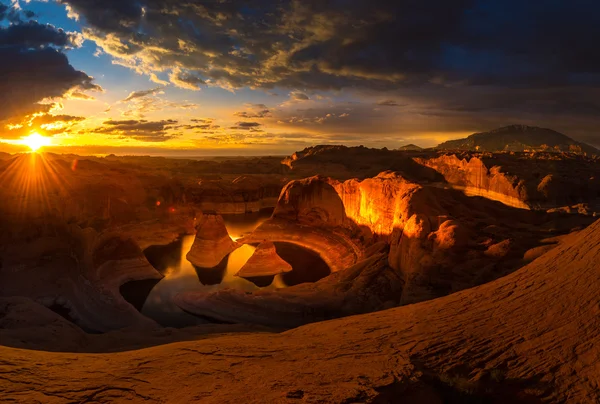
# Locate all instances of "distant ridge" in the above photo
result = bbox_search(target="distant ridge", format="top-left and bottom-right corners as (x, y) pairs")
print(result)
(397, 144), (423, 151)
(437, 125), (599, 155)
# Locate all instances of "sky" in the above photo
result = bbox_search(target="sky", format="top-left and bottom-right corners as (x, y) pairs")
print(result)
(0, 0), (599, 156)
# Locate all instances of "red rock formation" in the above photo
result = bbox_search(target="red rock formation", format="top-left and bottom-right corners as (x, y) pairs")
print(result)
(0, 222), (161, 332)
(3, 219), (600, 402)
(416, 154), (531, 209)
(235, 241), (292, 278)
(177, 172), (593, 324)
(186, 214), (238, 268)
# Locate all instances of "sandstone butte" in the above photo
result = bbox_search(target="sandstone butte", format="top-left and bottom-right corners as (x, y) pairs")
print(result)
(186, 213), (238, 268)
(235, 241), (292, 278)
(1, 216), (599, 403)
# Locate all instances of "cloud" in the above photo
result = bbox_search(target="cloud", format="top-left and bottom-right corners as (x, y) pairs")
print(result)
(169, 68), (206, 90)
(3, 113), (86, 138)
(230, 121), (263, 131)
(290, 91), (310, 101)
(234, 104), (272, 118)
(123, 87), (163, 102)
(93, 119), (180, 142)
(118, 91), (198, 118)
(376, 100), (401, 107)
(0, 12), (100, 128)
(68, 92), (96, 100)
(0, 20), (83, 48)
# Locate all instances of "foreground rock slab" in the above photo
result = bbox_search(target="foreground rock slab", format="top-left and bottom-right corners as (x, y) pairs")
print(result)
(235, 241), (292, 278)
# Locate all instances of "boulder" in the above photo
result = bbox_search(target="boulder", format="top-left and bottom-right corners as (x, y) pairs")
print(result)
(186, 214), (238, 268)
(235, 241), (292, 278)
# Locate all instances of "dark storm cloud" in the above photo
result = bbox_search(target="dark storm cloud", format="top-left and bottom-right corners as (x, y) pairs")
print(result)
(61, 0), (600, 90)
(0, 20), (81, 48)
(94, 119), (180, 142)
(53, 0), (600, 143)
(231, 122), (262, 131)
(377, 100), (402, 107)
(0, 7), (99, 125)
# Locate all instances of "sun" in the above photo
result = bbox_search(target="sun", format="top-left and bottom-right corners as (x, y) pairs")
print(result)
(21, 133), (51, 152)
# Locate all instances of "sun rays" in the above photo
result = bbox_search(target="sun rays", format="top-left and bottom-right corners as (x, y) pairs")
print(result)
(0, 153), (73, 222)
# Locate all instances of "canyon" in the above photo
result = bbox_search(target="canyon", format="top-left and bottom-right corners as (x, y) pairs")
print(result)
(1, 142), (599, 402)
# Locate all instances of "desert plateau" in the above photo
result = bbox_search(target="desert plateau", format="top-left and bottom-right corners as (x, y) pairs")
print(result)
(1, 1), (600, 403)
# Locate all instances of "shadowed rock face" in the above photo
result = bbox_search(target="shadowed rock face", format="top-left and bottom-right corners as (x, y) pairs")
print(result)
(235, 241), (292, 278)
(0, 222), (162, 332)
(186, 214), (238, 268)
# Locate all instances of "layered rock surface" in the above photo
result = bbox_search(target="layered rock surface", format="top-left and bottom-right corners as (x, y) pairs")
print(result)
(176, 172), (593, 325)
(2, 219), (600, 403)
(186, 214), (238, 268)
(235, 241), (292, 278)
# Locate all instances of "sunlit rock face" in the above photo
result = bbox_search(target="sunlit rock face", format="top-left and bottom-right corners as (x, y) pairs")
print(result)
(235, 241), (292, 278)
(0, 221), (161, 332)
(416, 154), (531, 209)
(416, 152), (600, 211)
(186, 214), (238, 268)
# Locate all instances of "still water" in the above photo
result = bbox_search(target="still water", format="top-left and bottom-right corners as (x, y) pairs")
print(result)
(122, 210), (331, 328)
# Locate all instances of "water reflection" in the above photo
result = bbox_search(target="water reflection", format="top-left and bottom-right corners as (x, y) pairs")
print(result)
(127, 210), (329, 328)
(140, 236), (267, 327)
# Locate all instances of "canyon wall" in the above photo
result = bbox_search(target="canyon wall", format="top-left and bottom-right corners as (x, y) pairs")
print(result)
(416, 153), (600, 211)
(415, 154), (531, 209)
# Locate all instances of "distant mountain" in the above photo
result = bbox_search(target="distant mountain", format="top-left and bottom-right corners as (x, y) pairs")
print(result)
(437, 125), (599, 155)
(397, 144), (423, 151)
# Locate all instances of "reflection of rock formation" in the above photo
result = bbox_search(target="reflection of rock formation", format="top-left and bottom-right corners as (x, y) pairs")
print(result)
(186, 214), (238, 268)
(175, 243), (403, 327)
(4, 219), (600, 402)
(0, 221), (161, 332)
(235, 241), (292, 278)
(194, 255), (229, 285)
